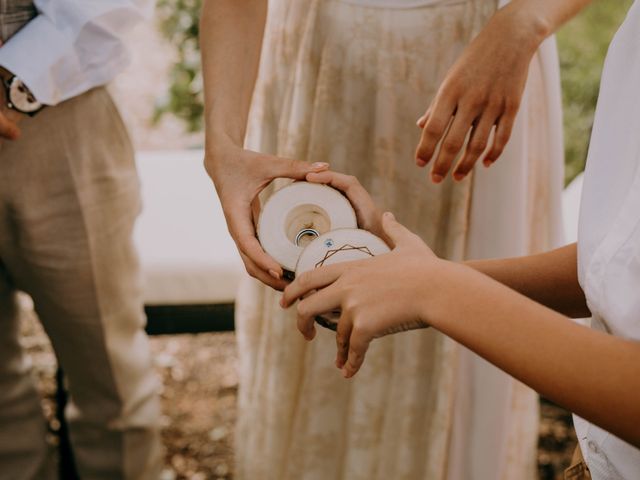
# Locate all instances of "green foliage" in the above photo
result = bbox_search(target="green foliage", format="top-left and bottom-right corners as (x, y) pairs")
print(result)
(154, 0), (204, 132)
(154, 0), (633, 183)
(557, 0), (632, 184)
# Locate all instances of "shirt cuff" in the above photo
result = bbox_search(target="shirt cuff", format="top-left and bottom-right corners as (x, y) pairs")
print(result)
(0, 14), (132, 106)
(0, 16), (77, 105)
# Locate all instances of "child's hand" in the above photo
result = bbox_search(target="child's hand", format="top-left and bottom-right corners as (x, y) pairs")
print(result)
(282, 212), (444, 378)
(305, 171), (386, 242)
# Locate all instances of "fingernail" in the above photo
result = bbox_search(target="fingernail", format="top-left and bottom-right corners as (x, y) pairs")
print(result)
(483, 158), (493, 167)
(384, 211), (395, 220)
(432, 173), (444, 184)
(311, 162), (330, 172)
(453, 172), (465, 182)
(416, 158), (427, 167)
(269, 269), (281, 280)
(416, 115), (426, 127)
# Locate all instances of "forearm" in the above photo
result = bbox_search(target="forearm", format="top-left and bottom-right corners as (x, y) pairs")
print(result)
(200, 0), (267, 153)
(0, 0), (152, 105)
(427, 261), (640, 448)
(466, 243), (590, 318)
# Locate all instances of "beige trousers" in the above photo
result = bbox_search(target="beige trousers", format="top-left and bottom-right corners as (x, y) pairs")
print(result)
(0, 87), (162, 479)
(565, 447), (592, 480)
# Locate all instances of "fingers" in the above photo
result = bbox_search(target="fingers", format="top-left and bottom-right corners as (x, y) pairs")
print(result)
(269, 156), (329, 180)
(306, 171), (379, 231)
(0, 113), (20, 140)
(282, 264), (344, 307)
(452, 112), (498, 181)
(227, 199), (284, 279)
(380, 211), (425, 254)
(483, 105), (517, 166)
(430, 108), (476, 183)
(342, 325), (372, 378)
(415, 96), (456, 167)
(306, 170), (360, 193)
(294, 286), (342, 340)
(239, 251), (288, 290)
(416, 108), (430, 128)
(335, 314), (353, 369)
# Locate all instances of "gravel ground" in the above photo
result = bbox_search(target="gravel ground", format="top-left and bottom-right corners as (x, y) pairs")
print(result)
(20, 300), (237, 480)
(20, 298), (576, 480)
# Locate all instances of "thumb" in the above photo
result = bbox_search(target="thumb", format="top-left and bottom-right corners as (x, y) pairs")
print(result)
(381, 212), (414, 249)
(270, 156), (329, 180)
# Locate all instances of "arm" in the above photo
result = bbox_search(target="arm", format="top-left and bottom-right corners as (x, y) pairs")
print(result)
(200, 0), (267, 152)
(467, 243), (590, 318)
(429, 255), (640, 448)
(200, 0), (328, 290)
(305, 171), (589, 317)
(416, 0), (594, 182)
(0, 0), (153, 106)
(0, 0), (152, 141)
(283, 214), (640, 448)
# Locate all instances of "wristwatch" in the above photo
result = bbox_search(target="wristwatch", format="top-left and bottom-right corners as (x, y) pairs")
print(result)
(3, 75), (43, 116)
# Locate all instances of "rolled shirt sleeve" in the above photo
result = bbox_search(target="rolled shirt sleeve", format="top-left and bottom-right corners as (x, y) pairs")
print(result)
(0, 0), (154, 106)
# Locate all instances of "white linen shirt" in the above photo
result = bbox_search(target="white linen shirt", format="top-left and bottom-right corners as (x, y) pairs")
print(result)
(0, 0), (154, 106)
(576, 1), (640, 478)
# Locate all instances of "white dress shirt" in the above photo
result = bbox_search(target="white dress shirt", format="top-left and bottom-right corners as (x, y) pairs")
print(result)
(0, 0), (154, 106)
(576, 1), (640, 478)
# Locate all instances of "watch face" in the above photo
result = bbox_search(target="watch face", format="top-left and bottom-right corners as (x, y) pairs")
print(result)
(8, 77), (42, 113)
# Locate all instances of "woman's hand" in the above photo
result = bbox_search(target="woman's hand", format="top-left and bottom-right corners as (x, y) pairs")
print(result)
(282, 212), (444, 378)
(205, 140), (329, 290)
(305, 170), (386, 240)
(415, 4), (549, 183)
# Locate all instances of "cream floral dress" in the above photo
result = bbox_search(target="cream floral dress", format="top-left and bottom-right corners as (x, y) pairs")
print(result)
(237, 1), (565, 479)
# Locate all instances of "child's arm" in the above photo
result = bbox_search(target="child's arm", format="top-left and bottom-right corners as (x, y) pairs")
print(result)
(466, 244), (590, 318)
(283, 214), (640, 448)
(307, 170), (589, 317)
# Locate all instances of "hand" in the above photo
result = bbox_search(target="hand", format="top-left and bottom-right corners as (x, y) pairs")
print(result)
(205, 140), (329, 290)
(282, 212), (444, 378)
(305, 170), (386, 241)
(415, 5), (548, 183)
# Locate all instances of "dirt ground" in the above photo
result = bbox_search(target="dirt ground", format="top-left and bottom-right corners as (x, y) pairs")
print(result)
(21, 299), (576, 480)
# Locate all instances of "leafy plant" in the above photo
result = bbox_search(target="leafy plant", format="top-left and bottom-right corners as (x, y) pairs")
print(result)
(154, 0), (204, 132)
(557, 0), (632, 184)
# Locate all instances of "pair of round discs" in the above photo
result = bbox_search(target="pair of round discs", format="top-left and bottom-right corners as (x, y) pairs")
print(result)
(258, 182), (390, 330)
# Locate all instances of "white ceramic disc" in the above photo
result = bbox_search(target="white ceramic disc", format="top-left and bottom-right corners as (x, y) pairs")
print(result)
(295, 228), (390, 330)
(257, 182), (357, 272)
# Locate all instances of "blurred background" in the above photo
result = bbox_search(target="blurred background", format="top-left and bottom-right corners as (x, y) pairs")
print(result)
(21, 1), (633, 479)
